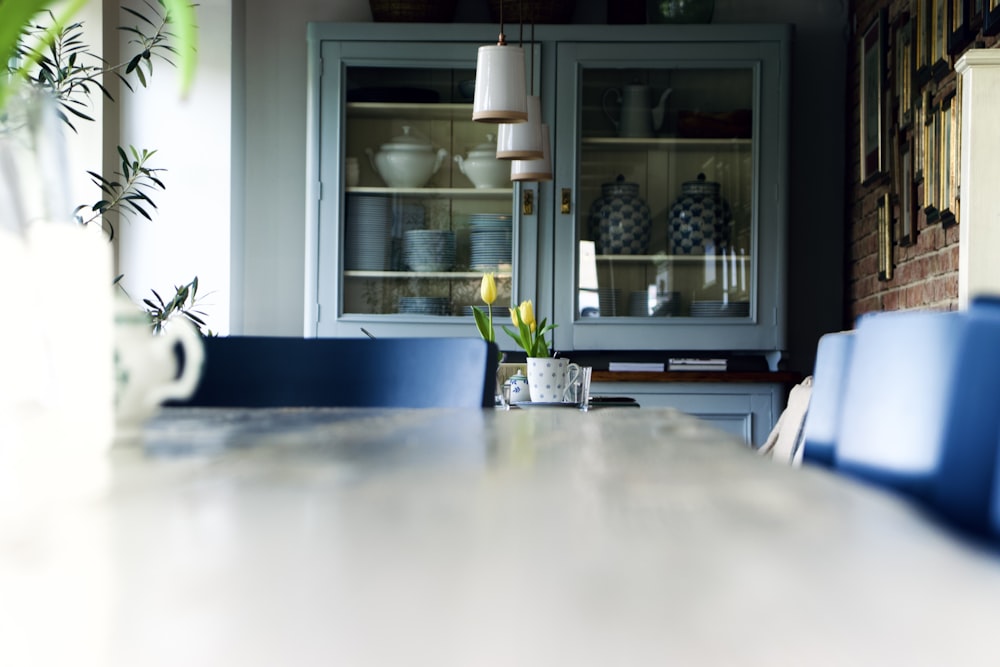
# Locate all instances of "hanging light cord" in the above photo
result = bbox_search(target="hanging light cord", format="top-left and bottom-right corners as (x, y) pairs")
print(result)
(497, 0), (506, 45)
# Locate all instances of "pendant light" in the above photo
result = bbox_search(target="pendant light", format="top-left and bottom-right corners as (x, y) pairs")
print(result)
(509, 16), (550, 180)
(496, 20), (542, 160)
(472, 0), (528, 123)
(510, 123), (552, 182)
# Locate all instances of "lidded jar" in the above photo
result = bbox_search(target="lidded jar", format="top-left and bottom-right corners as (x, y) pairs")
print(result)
(365, 126), (448, 188)
(668, 173), (733, 255)
(588, 174), (652, 255)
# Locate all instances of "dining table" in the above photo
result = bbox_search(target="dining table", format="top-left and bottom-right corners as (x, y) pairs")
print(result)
(2, 405), (1000, 666)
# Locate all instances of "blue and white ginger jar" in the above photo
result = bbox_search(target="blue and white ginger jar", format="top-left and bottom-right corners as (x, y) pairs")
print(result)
(668, 173), (733, 255)
(588, 175), (652, 255)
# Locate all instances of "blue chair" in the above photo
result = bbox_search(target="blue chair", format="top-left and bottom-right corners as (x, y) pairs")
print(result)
(800, 331), (855, 467)
(174, 336), (499, 408)
(834, 302), (1000, 535)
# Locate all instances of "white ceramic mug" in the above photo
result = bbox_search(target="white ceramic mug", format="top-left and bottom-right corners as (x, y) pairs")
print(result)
(526, 358), (580, 403)
(114, 297), (204, 442)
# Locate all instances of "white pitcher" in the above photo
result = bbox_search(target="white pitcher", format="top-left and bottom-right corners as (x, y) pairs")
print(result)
(603, 84), (672, 138)
(114, 297), (204, 442)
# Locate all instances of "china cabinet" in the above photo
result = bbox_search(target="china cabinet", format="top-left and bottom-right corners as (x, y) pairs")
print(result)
(304, 23), (790, 442)
(305, 22), (788, 354)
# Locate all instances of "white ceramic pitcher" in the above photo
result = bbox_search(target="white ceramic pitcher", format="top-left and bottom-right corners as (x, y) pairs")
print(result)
(602, 85), (672, 138)
(114, 296), (204, 442)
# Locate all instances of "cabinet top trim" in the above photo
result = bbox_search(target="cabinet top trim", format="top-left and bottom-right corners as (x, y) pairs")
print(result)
(308, 23), (793, 45)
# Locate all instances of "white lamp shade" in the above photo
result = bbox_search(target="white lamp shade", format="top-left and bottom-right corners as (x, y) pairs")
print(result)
(511, 124), (552, 182)
(473, 44), (528, 123)
(496, 95), (543, 160)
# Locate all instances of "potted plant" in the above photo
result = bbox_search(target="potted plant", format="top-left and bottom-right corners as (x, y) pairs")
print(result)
(1, 0), (207, 333)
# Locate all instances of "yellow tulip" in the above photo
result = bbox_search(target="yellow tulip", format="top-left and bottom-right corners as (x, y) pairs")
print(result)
(480, 272), (497, 305)
(519, 300), (536, 332)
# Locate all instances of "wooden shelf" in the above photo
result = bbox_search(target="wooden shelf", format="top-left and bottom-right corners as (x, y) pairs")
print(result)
(345, 270), (512, 279)
(593, 370), (801, 384)
(593, 253), (742, 263)
(347, 102), (473, 121)
(581, 137), (752, 150)
(347, 186), (512, 199)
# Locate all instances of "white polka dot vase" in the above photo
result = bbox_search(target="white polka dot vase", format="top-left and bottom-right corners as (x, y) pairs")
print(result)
(526, 357), (581, 403)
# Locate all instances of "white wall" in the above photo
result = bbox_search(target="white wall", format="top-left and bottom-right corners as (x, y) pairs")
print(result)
(117, 0), (233, 334)
(136, 0), (854, 376)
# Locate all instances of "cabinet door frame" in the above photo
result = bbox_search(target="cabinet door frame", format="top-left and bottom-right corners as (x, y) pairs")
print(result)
(305, 27), (539, 339)
(550, 32), (789, 353)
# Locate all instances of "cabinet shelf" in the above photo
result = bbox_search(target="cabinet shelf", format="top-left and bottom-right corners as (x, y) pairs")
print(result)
(347, 102), (473, 121)
(345, 270), (513, 279)
(593, 254), (741, 263)
(581, 137), (751, 150)
(347, 186), (512, 199)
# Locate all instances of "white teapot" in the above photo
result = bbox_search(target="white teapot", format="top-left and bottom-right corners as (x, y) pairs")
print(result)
(114, 296), (204, 442)
(454, 134), (510, 188)
(365, 126), (448, 188)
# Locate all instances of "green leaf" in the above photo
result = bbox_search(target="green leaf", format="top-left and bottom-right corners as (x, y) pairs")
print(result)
(472, 306), (493, 343)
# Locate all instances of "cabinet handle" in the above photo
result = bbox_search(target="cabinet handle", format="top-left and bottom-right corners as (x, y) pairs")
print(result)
(561, 188), (571, 215)
(522, 188), (534, 215)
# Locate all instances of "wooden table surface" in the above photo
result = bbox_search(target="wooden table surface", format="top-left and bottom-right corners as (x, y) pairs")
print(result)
(2, 406), (999, 666)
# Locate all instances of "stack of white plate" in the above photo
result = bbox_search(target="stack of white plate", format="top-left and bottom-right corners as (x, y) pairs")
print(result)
(390, 202), (426, 270)
(598, 288), (621, 316)
(345, 195), (392, 271)
(690, 300), (750, 317)
(398, 296), (450, 316)
(403, 230), (455, 272)
(469, 214), (512, 270)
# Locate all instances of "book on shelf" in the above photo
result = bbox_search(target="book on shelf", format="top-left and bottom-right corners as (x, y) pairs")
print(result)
(668, 358), (728, 372)
(607, 361), (665, 372)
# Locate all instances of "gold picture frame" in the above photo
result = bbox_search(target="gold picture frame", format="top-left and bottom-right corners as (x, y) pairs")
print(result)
(900, 138), (917, 245)
(895, 15), (914, 129)
(938, 96), (954, 224)
(860, 10), (887, 183)
(922, 93), (939, 219)
(985, 0), (1000, 36)
(878, 192), (894, 281)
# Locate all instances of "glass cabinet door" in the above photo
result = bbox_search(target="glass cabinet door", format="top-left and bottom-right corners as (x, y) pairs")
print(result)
(552, 39), (787, 352)
(308, 36), (534, 339)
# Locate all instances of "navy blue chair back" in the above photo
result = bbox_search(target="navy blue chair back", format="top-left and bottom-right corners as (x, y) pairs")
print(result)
(834, 301), (1000, 535)
(800, 331), (855, 466)
(175, 336), (498, 408)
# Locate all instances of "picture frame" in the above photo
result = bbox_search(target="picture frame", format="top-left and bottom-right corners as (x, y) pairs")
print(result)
(878, 192), (894, 281)
(968, 0), (985, 33)
(894, 14), (914, 129)
(985, 0), (1000, 36)
(922, 95), (939, 220)
(916, 0), (932, 84)
(941, 84), (961, 226)
(860, 10), (887, 184)
(931, 0), (950, 78)
(949, 0), (972, 54)
(914, 89), (926, 182)
(900, 138), (917, 245)
(938, 95), (955, 225)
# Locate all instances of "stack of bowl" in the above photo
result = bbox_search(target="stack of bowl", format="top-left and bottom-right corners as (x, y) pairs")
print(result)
(403, 230), (455, 272)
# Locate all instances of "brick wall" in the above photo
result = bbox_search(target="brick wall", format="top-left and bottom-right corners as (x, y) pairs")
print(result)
(848, 0), (998, 322)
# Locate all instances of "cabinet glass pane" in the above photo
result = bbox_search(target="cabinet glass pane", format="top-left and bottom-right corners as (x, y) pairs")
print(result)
(576, 67), (754, 321)
(342, 66), (514, 318)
